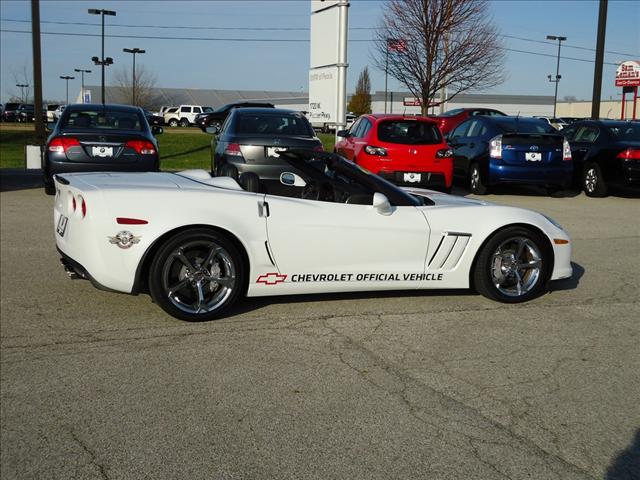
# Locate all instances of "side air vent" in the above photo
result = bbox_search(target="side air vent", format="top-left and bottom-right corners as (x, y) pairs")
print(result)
(428, 232), (472, 270)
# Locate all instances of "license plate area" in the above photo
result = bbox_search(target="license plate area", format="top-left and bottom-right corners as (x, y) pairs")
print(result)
(56, 215), (68, 237)
(92, 146), (113, 158)
(266, 147), (288, 158)
(525, 152), (542, 162)
(403, 172), (424, 183)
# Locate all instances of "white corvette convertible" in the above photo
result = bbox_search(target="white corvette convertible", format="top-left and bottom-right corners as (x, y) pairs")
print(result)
(53, 150), (572, 321)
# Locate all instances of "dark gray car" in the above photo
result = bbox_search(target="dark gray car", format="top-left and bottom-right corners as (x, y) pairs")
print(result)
(211, 108), (323, 192)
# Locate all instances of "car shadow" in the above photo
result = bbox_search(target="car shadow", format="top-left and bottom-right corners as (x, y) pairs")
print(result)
(454, 184), (581, 198)
(549, 262), (584, 292)
(0, 169), (44, 192)
(223, 288), (474, 318)
(161, 145), (209, 160)
(604, 429), (640, 480)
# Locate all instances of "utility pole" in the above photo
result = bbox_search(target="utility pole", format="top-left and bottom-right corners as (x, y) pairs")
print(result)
(60, 76), (75, 105)
(31, 0), (45, 146)
(591, 0), (608, 119)
(123, 48), (146, 106)
(74, 68), (91, 104)
(335, 0), (349, 140)
(546, 35), (566, 118)
(88, 8), (116, 104)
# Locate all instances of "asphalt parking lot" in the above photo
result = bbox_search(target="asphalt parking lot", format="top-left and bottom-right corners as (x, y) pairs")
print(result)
(1, 183), (639, 480)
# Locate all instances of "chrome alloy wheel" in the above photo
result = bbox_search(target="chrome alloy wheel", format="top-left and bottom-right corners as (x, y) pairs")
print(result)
(161, 240), (236, 314)
(490, 236), (542, 297)
(584, 167), (597, 193)
(470, 167), (480, 190)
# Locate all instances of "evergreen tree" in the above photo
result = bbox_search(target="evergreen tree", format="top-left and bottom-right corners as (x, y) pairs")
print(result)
(348, 67), (372, 116)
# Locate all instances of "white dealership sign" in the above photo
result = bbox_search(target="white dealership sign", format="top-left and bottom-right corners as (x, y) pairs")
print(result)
(309, 0), (348, 128)
(309, 66), (339, 124)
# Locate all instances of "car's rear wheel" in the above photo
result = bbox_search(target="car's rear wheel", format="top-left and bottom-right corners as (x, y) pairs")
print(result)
(583, 162), (607, 197)
(168, 119), (178, 127)
(469, 163), (488, 195)
(44, 181), (55, 195)
(148, 228), (245, 321)
(473, 226), (551, 303)
(179, 118), (190, 127)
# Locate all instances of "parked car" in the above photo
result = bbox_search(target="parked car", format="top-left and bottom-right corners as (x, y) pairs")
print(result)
(335, 114), (453, 192)
(2, 102), (22, 122)
(53, 149), (572, 321)
(52, 105), (67, 121)
(144, 110), (164, 126)
(561, 120), (640, 196)
(447, 116), (572, 195)
(45, 104), (60, 122)
(43, 104), (162, 195)
(430, 108), (507, 135)
(197, 102), (275, 132)
(164, 105), (206, 127)
(211, 108), (322, 192)
(16, 104), (36, 122)
(535, 116), (569, 130)
(156, 105), (174, 117)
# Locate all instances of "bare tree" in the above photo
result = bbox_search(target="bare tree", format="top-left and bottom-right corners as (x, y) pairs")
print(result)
(9, 64), (33, 103)
(373, 0), (505, 115)
(112, 64), (159, 109)
(348, 67), (372, 116)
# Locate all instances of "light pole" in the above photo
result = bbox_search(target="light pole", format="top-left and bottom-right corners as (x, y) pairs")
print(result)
(88, 8), (116, 104)
(546, 35), (567, 118)
(16, 83), (29, 103)
(123, 48), (146, 106)
(74, 68), (91, 104)
(60, 75), (75, 105)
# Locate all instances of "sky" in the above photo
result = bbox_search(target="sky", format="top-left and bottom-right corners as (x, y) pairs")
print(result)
(1, 0), (639, 104)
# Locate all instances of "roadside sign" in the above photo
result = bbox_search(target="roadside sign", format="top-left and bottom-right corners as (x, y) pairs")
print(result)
(403, 97), (422, 106)
(309, 66), (338, 124)
(615, 60), (640, 87)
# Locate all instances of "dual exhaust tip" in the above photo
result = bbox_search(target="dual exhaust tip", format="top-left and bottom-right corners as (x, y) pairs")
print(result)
(59, 257), (85, 280)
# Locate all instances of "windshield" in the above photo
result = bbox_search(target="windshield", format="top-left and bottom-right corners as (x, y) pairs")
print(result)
(439, 108), (464, 117)
(606, 124), (640, 141)
(235, 112), (313, 136)
(377, 120), (441, 145)
(495, 119), (555, 134)
(62, 109), (143, 131)
(203, 107), (214, 113)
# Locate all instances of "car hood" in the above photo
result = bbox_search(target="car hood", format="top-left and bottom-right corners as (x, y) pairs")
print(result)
(401, 187), (492, 208)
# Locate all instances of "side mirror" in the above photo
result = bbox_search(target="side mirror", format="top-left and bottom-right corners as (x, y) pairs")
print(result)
(280, 172), (307, 187)
(372, 192), (393, 216)
(152, 126), (163, 135)
(336, 130), (349, 138)
(206, 125), (220, 135)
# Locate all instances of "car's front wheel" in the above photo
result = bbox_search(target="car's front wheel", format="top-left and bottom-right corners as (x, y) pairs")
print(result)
(473, 226), (551, 303)
(148, 228), (245, 321)
(583, 162), (607, 197)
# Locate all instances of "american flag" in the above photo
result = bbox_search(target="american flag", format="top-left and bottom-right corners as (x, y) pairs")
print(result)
(387, 38), (407, 52)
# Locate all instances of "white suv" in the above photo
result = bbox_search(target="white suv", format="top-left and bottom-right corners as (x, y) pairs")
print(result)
(164, 105), (205, 127)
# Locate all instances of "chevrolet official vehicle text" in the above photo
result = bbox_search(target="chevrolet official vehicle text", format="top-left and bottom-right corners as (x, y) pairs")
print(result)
(53, 151), (572, 322)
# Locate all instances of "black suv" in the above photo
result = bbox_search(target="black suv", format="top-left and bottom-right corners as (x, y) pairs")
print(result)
(197, 102), (275, 132)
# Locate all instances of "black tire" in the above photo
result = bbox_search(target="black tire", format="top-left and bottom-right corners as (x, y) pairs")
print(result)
(168, 119), (178, 127)
(179, 118), (190, 128)
(583, 162), (607, 197)
(473, 226), (551, 303)
(218, 163), (238, 180)
(44, 181), (55, 195)
(238, 172), (261, 193)
(148, 228), (245, 321)
(469, 163), (488, 195)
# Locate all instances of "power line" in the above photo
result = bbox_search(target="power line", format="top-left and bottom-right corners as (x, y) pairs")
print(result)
(1, 18), (636, 57)
(0, 28), (621, 66)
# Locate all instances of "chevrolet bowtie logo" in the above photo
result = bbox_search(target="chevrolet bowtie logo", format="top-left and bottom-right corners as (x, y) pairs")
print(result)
(257, 273), (287, 285)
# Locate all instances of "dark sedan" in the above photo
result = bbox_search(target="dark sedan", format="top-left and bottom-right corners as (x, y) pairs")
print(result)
(43, 104), (162, 195)
(447, 116), (572, 195)
(2, 102), (22, 122)
(562, 120), (640, 196)
(16, 104), (36, 122)
(198, 102), (275, 132)
(211, 108), (323, 192)
(144, 110), (164, 126)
